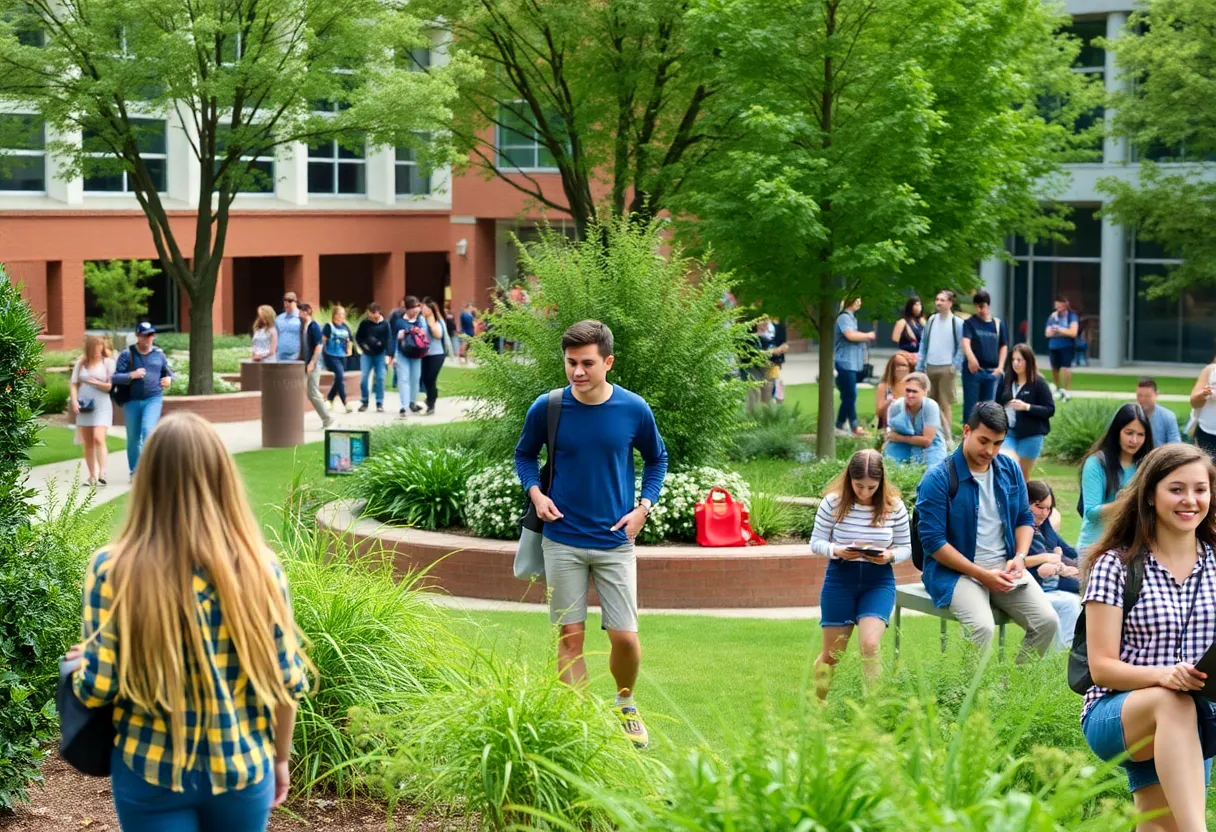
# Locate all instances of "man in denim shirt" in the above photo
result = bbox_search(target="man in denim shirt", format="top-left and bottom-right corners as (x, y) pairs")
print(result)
(112, 322), (174, 477)
(915, 401), (1058, 661)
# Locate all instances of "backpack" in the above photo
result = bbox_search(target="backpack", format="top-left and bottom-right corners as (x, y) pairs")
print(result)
(400, 320), (430, 359)
(1067, 557), (1144, 694)
(109, 346), (141, 406)
(910, 461), (959, 571)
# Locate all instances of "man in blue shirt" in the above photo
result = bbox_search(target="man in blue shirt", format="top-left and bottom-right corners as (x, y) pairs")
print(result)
(1045, 296), (1079, 402)
(515, 320), (668, 749)
(275, 292), (302, 361)
(961, 290), (1008, 424)
(915, 401), (1058, 661)
(112, 322), (174, 478)
(1137, 377), (1182, 448)
(915, 289), (965, 445)
(459, 302), (477, 364)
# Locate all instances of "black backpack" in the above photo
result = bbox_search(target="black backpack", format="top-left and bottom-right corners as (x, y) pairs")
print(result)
(109, 346), (140, 406)
(910, 461), (959, 571)
(1067, 558), (1144, 694)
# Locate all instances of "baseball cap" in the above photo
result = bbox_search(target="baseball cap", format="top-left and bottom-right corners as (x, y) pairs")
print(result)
(135, 322), (156, 336)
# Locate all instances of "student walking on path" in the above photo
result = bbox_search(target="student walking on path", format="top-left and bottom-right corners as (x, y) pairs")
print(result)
(419, 299), (448, 416)
(890, 296), (924, 364)
(1079, 443), (1216, 832)
(882, 372), (947, 468)
(1189, 358), (1216, 460)
(915, 402), (1059, 661)
(393, 296), (428, 417)
(298, 303), (333, 430)
(250, 305), (277, 362)
(68, 412), (312, 831)
(1077, 403), (1152, 554)
(514, 320), (668, 749)
(321, 306), (354, 412)
(355, 303), (391, 412)
(810, 449), (911, 699)
(960, 290), (1008, 424)
(1138, 378), (1182, 449)
(69, 335), (116, 487)
(834, 298), (876, 437)
(112, 322), (173, 478)
(995, 344), (1055, 482)
(1045, 296), (1079, 401)
(274, 293), (302, 362)
(458, 302), (478, 364)
(915, 290), (964, 445)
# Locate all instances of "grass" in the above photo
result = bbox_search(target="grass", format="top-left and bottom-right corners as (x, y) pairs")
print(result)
(1069, 371), (1197, 396)
(27, 425), (125, 467)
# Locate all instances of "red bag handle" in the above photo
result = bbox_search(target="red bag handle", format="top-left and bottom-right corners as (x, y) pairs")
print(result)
(705, 486), (736, 504)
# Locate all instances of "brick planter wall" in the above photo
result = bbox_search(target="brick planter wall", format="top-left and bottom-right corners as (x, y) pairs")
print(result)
(318, 501), (923, 609)
(112, 391), (265, 425)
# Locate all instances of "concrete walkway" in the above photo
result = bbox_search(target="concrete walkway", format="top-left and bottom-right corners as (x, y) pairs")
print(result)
(426, 593), (827, 620)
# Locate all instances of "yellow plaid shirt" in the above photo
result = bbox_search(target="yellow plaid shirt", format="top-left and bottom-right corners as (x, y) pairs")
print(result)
(74, 550), (309, 793)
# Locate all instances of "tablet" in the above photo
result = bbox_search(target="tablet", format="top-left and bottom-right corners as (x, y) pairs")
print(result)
(845, 545), (885, 555)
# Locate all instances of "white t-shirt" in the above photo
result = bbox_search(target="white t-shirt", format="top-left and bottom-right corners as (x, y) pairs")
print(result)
(972, 467), (1008, 570)
(925, 313), (956, 366)
(1200, 366), (1216, 434)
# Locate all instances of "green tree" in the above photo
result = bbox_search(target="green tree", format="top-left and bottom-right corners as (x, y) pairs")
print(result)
(83, 259), (158, 334)
(0, 0), (473, 393)
(676, 0), (1090, 457)
(1098, 0), (1216, 299)
(415, 0), (719, 238)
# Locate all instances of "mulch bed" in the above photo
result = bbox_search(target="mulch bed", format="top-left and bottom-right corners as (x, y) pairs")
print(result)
(0, 757), (458, 832)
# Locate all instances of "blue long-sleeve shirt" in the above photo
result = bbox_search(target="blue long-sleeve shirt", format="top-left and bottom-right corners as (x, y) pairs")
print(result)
(112, 346), (173, 400)
(1146, 405), (1182, 448)
(1077, 455), (1137, 553)
(914, 448), (1035, 608)
(515, 385), (669, 550)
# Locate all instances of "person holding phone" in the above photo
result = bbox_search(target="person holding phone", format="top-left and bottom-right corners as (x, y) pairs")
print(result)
(1081, 443), (1216, 831)
(810, 449), (911, 700)
(1190, 356), (1216, 460)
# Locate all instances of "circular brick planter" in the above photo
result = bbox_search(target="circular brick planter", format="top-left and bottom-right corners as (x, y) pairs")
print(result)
(318, 501), (923, 609)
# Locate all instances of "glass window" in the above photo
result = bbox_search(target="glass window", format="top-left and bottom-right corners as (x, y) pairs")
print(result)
(83, 117), (167, 193)
(307, 138), (365, 195)
(1050, 205), (1102, 258)
(214, 127), (275, 194)
(1132, 263), (1180, 362)
(395, 141), (431, 196)
(1064, 18), (1106, 69)
(1182, 286), (1216, 364)
(496, 102), (561, 170)
(403, 46), (431, 71)
(0, 114), (45, 192)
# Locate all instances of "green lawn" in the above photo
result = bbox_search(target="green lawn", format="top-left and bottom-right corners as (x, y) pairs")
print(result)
(1070, 370), (1197, 397)
(28, 425), (126, 467)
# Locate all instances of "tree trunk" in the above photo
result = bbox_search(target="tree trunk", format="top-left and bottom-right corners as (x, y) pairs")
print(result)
(185, 277), (217, 396)
(816, 279), (837, 460)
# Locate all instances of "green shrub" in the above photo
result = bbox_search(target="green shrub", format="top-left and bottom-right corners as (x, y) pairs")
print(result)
(797, 457), (926, 511)
(464, 461), (527, 540)
(207, 347), (249, 374)
(155, 332), (251, 352)
(165, 359), (239, 396)
(1044, 398), (1117, 463)
(728, 405), (813, 462)
(39, 371), (70, 415)
(745, 487), (796, 539)
(468, 217), (752, 465)
(347, 445), (481, 529)
(637, 466), (751, 544)
(0, 272), (42, 528)
(39, 349), (79, 370)
(368, 421), (486, 457)
(83, 259), (157, 333)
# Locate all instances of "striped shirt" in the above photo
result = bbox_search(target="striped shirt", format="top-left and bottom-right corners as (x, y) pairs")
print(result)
(810, 494), (912, 563)
(1081, 546), (1216, 721)
(74, 550), (310, 793)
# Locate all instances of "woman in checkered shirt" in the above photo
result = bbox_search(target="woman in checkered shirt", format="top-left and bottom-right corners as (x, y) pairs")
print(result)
(68, 412), (313, 831)
(1081, 443), (1216, 831)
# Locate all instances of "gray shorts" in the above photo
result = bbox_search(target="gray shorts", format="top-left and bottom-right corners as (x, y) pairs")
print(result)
(542, 538), (638, 632)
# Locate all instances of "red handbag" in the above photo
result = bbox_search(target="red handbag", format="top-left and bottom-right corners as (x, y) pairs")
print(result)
(694, 487), (766, 547)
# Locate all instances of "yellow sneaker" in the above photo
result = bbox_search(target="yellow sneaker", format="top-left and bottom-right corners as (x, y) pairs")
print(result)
(613, 704), (649, 750)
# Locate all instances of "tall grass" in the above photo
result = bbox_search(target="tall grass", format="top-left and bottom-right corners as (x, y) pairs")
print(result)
(346, 445), (483, 529)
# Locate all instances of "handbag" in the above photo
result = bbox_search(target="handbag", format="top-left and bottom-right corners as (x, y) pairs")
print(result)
(859, 344), (874, 383)
(514, 388), (564, 580)
(694, 487), (766, 548)
(56, 657), (115, 777)
(76, 398), (96, 414)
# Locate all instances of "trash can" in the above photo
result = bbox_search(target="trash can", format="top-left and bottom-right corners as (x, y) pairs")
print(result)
(261, 361), (305, 448)
(240, 360), (263, 392)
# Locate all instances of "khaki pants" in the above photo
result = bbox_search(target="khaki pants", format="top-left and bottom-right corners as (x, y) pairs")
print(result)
(926, 364), (956, 443)
(305, 363), (332, 428)
(948, 575), (1059, 662)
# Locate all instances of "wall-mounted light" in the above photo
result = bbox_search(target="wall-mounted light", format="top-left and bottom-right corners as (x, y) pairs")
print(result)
(455, 238), (468, 256)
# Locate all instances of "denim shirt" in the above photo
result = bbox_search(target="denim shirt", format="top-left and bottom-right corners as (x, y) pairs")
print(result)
(915, 448), (1035, 608)
(833, 311), (865, 372)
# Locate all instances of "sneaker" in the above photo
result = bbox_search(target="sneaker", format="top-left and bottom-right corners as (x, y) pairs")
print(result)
(613, 705), (649, 750)
(399, 407), (407, 416)
(1061, 390), (1072, 402)
(424, 407), (435, 416)
(376, 404), (385, 413)
(98, 478), (107, 487)
(345, 402), (354, 413)
(359, 402), (369, 412)
(410, 403), (423, 413)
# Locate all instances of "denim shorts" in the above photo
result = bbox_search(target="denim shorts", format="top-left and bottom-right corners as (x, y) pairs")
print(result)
(1003, 432), (1044, 461)
(1083, 691), (1215, 792)
(819, 559), (896, 627)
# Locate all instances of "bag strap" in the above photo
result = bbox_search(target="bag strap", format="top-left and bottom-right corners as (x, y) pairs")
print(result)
(543, 388), (563, 491)
(1123, 556), (1144, 624)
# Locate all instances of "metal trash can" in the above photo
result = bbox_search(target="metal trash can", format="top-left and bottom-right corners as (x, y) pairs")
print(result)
(260, 361), (305, 448)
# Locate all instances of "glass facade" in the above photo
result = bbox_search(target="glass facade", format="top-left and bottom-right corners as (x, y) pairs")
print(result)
(1129, 237), (1216, 363)
(83, 118), (167, 193)
(307, 138), (365, 195)
(0, 114), (45, 192)
(496, 102), (560, 170)
(395, 143), (430, 196)
(214, 126), (275, 194)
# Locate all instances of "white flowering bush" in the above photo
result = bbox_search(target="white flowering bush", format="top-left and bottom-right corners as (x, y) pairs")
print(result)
(636, 466), (751, 544)
(464, 461), (528, 540)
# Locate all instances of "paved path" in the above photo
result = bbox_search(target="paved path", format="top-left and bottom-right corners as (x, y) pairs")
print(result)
(426, 594), (829, 620)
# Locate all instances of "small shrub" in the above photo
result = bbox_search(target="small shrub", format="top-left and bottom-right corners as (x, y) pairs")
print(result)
(207, 347), (249, 374)
(369, 421), (486, 457)
(745, 490), (796, 539)
(637, 466), (751, 544)
(154, 332), (251, 352)
(39, 349), (79, 370)
(728, 405), (813, 462)
(39, 372), (70, 415)
(165, 359), (239, 396)
(0, 273), (42, 529)
(348, 445), (481, 529)
(464, 461), (527, 540)
(83, 259), (157, 333)
(1044, 398), (1117, 463)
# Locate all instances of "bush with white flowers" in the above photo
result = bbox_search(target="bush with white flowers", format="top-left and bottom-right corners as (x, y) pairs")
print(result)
(636, 466), (751, 544)
(464, 461), (528, 540)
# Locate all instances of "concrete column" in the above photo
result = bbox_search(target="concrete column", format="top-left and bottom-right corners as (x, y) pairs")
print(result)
(1099, 212), (1127, 368)
(46, 260), (85, 350)
(366, 146), (395, 205)
(284, 253), (320, 304)
(980, 257), (1006, 320)
(372, 251), (405, 311)
(276, 141), (309, 206)
(45, 126), (83, 205)
(167, 113), (200, 205)
(1104, 12), (1129, 165)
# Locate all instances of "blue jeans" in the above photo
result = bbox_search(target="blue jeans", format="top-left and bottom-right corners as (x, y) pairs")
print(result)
(323, 353), (346, 403)
(819, 559), (896, 627)
(396, 354), (422, 410)
(110, 748), (274, 831)
(123, 396), (163, 474)
(962, 368), (1000, 423)
(834, 364), (859, 431)
(359, 353), (386, 406)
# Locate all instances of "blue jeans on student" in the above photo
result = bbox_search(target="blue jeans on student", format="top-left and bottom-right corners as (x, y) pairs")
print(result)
(396, 354), (422, 411)
(962, 367), (1000, 423)
(123, 396), (163, 474)
(359, 353), (386, 406)
(323, 353), (346, 404)
(835, 364), (859, 431)
(110, 748), (274, 831)
(819, 559), (896, 627)
(1083, 691), (1216, 792)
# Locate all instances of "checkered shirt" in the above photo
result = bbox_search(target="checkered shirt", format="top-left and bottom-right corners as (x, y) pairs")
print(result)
(74, 550), (310, 793)
(1080, 546), (1216, 721)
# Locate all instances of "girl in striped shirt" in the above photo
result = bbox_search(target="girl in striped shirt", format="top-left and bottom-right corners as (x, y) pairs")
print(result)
(811, 449), (911, 700)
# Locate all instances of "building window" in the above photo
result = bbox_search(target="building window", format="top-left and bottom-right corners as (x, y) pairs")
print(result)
(1128, 236), (1213, 363)
(307, 138), (365, 195)
(0, 114), (46, 192)
(496, 102), (560, 171)
(215, 126), (275, 194)
(82, 118), (167, 193)
(1005, 204), (1103, 360)
(403, 45), (431, 71)
(395, 142), (430, 196)
(1063, 16), (1106, 158)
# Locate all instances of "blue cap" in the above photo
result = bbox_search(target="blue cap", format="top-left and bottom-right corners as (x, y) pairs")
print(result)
(135, 322), (156, 336)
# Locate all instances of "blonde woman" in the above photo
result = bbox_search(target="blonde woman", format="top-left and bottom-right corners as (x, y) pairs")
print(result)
(250, 305), (278, 362)
(69, 335), (116, 486)
(69, 412), (311, 830)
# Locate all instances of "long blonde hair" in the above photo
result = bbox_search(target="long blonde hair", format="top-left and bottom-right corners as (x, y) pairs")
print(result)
(253, 304), (276, 332)
(103, 412), (310, 768)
